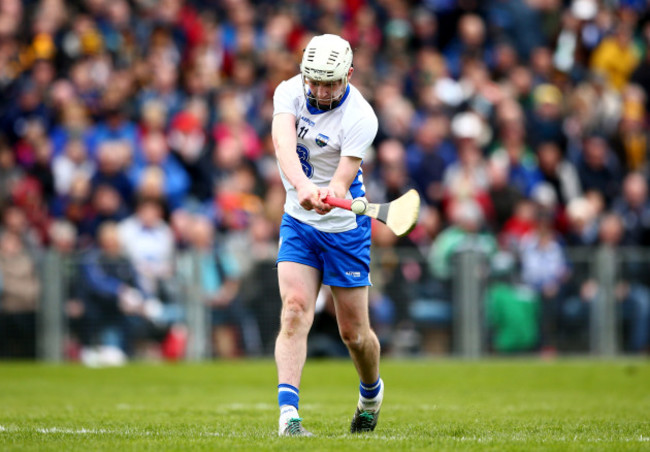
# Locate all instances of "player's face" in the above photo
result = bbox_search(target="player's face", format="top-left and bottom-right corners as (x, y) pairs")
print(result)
(305, 78), (346, 106)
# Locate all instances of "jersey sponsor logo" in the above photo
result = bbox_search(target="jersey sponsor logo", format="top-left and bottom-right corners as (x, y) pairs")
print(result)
(315, 133), (329, 147)
(300, 116), (315, 127)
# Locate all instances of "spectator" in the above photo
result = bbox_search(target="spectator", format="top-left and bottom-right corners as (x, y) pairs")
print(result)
(486, 156), (524, 233)
(28, 136), (56, 206)
(486, 251), (540, 354)
(527, 84), (567, 151)
(186, 215), (251, 358)
(51, 174), (93, 229)
(48, 100), (92, 158)
(130, 131), (189, 210)
(79, 221), (182, 365)
(536, 141), (582, 208)
(409, 7), (438, 51)
(137, 99), (168, 139)
(374, 77), (415, 143)
(167, 111), (213, 205)
(442, 112), (490, 217)
(78, 184), (129, 245)
(0, 139), (25, 205)
(229, 54), (267, 131)
(52, 138), (96, 197)
(486, 0), (544, 61)
(371, 219), (423, 334)
(372, 139), (417, 206)
(611, 171), (650, 246)
(213, 161), (264, 232)
(443, 14), (494, 79)
(582, 71), (623, 138)
(518, 203), (571, 353)
(90, 140), (134, 208)
(590, 23), (641, 91)
(629, 23), (650, 112)
(575, 133), (622, 207)
(47, 219), (85, 358)
(0, 231), (41, 358)
(564, 196), (600, 247)
(500, 198), (538, 251)
(611, 95), (650, 172)
(563, 213), (650, 353)
(10, 176), (51, 245)
(406, 113), (450, 207)
(552, 3), (597, 78)
(428, 198), (497, 296)
(212, 90), (264, 162)
(237, 213), (281, 355)
(136, 59), (185, 122)
(490, 99), (544, 197)
(85, 101), (140, 160)
(1, 79), (52, 146)
(117, 197), (178, 305)
(530, 46), (555, 86)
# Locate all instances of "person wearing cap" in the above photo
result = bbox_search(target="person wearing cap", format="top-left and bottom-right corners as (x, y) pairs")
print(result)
(442, 111), (491, 218)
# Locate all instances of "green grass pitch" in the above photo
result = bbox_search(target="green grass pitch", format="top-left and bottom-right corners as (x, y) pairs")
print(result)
(1, 359), (649, 451)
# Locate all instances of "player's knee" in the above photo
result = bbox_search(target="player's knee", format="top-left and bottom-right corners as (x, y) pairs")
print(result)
(339, 325), (367, 350)
(280, 295), (312, 332)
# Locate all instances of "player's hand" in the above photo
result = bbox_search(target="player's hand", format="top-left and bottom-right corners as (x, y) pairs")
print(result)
(297, 182), (324, 211)
(314, 188), (334, 215)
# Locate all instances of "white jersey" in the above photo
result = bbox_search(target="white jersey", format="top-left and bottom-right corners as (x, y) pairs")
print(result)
(273, 74), (378, 233)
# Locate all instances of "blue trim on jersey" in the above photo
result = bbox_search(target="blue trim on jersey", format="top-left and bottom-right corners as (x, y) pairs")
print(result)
(305, 85), (351, 115)
(349, 168), (365, 198)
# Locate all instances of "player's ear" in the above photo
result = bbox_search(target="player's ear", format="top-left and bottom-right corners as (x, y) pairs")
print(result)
(347, 66), (354, 79)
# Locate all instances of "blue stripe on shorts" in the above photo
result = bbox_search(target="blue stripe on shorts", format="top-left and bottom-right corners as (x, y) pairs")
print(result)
(277, 213), (372, 287)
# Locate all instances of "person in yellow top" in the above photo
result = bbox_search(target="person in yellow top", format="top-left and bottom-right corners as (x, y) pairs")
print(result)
(590, 23), (641, 91)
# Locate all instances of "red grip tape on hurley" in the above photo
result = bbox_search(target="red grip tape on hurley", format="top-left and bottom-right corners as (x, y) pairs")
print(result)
(324, 196), (353, 210)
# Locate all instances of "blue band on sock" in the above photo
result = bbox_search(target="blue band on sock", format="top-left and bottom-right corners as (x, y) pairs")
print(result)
(278, 384), (299, 410)
(360, 377), (381, 399)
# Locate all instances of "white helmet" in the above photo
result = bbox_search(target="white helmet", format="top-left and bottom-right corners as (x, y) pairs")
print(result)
(301, 34), (353, 82)
(300, 34), (353, 109)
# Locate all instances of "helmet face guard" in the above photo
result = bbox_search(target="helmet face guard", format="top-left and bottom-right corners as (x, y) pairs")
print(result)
(301, 75), (348, 111)
(300, 34), (353, 111)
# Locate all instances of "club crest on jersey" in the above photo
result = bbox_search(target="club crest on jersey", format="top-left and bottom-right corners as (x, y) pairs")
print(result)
(315, 133), (329, 147)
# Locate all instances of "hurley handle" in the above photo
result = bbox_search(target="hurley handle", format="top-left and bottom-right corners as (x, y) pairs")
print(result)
(324, 196), (352, 210)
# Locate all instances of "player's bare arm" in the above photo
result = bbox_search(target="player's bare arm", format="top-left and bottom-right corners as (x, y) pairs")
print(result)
(272, 112), (324, 212)
(315, 156), (362, 215)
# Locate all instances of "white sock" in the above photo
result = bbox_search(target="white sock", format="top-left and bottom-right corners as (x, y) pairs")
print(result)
(278, 405), (299, 432)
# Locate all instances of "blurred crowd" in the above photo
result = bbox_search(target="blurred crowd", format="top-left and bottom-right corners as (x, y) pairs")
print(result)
(2, 0), (650, 361)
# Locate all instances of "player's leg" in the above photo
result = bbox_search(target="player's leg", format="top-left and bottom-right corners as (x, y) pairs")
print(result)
(276, 261), (320, 385)
(275, 261), (320, 436)
(331, 286), (379, 382)
(330, 285), (384, 433)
